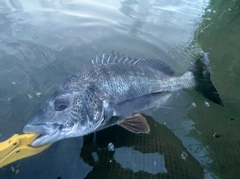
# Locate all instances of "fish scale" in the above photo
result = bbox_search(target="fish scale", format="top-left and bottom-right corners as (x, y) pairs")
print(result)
(65, 63), (171, 105)
(23, 52), (223, 146)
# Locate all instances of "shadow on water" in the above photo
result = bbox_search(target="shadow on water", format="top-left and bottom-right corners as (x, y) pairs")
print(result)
(81, 116), (204, 179)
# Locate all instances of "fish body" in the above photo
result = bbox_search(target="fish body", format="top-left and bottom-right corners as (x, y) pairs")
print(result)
(23, 52), (222, 146)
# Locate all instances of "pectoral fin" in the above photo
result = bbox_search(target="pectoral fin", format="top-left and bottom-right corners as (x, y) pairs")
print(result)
(118, 114), (150, 134)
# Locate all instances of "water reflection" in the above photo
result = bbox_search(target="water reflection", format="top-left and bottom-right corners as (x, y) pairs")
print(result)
(114, 147), (168, 174)
(0, 0), (217, 178)
(119, 0), (149, 36)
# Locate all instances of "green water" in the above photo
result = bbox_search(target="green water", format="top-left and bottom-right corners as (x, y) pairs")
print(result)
(192, 0), (240, 178)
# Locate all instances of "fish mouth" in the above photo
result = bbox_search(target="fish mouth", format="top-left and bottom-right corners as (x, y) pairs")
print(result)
(23, 123), (60, 146)
(31, 133), (58, 146)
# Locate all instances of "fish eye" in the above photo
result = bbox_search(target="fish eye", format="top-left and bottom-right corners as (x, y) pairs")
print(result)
(54, 98), (69, 111)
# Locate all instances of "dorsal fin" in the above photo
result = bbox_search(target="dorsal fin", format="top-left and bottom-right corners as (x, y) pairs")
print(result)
(92, 51), (174, 76)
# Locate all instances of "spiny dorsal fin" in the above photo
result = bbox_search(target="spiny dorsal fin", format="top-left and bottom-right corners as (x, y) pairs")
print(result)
(92, 51), (174, 76)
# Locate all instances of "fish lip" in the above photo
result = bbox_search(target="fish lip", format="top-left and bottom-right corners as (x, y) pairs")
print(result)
(31, 133), (58, 146)
(23, 123), (61, 146)
(23, 123), (51, 135)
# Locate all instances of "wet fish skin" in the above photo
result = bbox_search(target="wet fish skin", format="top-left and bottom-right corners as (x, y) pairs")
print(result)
(23, 52), (222, 146)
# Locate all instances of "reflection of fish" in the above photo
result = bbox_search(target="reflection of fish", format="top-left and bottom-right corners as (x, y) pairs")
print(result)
(23, 51), (222, 146)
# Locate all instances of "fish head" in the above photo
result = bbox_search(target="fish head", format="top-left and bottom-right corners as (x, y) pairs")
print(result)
(23, 88), (105, 146)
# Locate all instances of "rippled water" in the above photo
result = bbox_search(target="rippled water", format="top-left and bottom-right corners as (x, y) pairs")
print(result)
(1, 0), (239, 179)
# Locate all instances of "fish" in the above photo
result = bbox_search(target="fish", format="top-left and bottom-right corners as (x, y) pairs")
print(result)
(23, 51), (222, 146)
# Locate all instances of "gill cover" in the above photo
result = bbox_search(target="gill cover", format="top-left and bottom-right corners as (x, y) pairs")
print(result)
(71, 83), (105, 132)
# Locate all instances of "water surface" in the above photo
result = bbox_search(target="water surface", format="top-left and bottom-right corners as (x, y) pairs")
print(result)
(1, 0), (238, 179)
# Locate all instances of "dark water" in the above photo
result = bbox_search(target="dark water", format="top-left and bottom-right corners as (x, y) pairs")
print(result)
(0, 0), (239, 178)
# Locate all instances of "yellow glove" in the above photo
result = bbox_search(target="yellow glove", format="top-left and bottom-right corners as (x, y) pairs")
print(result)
(0, 134), (51, 168)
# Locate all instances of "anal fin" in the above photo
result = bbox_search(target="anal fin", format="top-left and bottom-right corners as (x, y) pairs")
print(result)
(118, 114), (150, 134)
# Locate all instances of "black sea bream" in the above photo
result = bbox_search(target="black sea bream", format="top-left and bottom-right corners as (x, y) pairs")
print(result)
(23, 52), (222, 146)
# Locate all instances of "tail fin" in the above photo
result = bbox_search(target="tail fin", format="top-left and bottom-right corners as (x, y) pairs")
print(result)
(190, 52), (223, 106)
